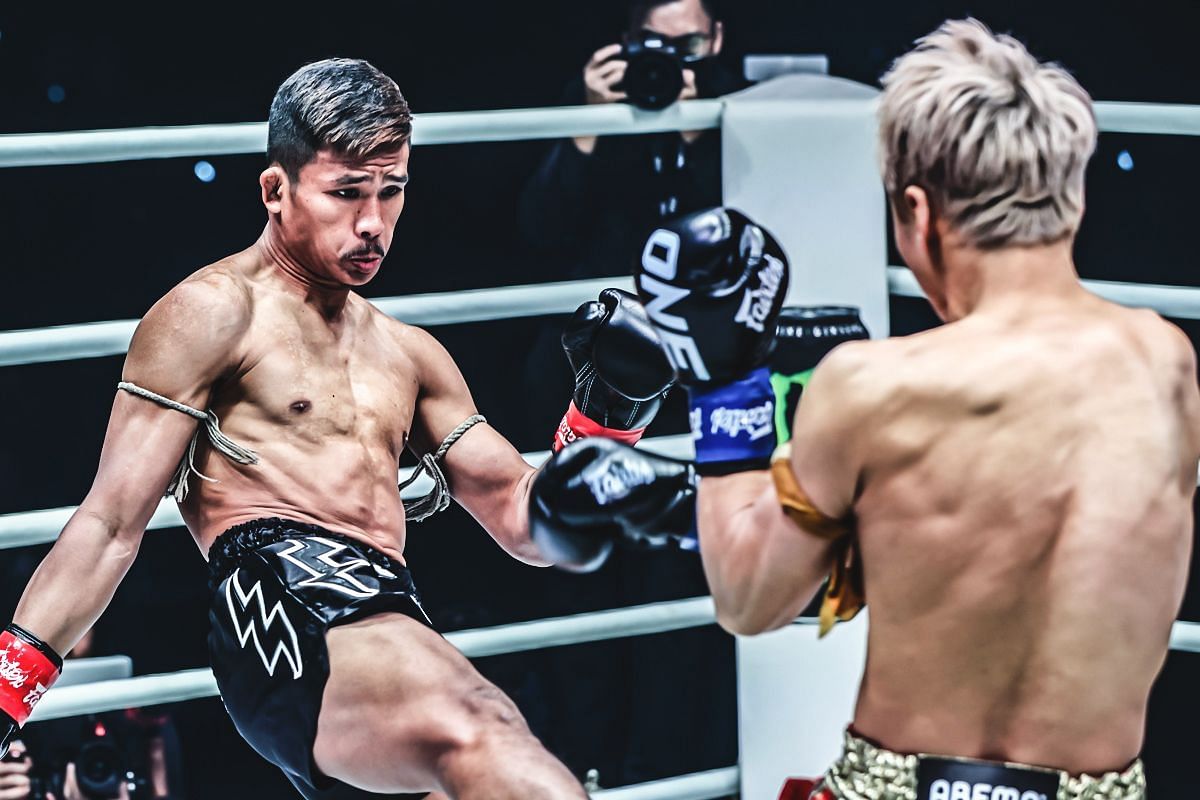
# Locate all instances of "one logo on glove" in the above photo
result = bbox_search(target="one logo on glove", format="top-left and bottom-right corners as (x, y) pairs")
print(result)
(639, 229), (714, 382)
(582, 457), (656, 505)
(708, 401), (774, 441)
(733, 253), (785, 333)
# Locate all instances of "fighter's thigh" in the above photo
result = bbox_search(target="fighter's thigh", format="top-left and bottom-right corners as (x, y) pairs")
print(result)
(313, 612), (527, 792)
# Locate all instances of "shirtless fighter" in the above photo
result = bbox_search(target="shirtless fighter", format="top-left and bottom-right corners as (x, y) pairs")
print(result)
(0, 59), (677, 799)
(530, 20), (1200, 799)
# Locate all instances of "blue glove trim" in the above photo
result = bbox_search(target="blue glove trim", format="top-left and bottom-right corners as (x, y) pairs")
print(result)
(687, 367), (776, 472)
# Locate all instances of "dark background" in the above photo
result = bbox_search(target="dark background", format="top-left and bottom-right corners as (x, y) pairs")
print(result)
(1, 1), (1198, 797)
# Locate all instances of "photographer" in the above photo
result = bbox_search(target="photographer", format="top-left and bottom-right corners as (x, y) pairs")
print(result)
(20, 629), (180, 800)
(511, 2), (741, 786)
(518, 0), (740, 283)
(516, 0), (743, 432)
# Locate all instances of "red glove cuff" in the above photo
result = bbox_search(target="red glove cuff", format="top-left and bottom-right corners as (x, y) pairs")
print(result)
(778, 778), (828, 800)
(0, 627), (62, 725)
(554, 401), (646, 452)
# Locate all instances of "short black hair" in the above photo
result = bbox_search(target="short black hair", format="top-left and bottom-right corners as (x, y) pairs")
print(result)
(628, 0), (719, 31)
(267, 58), (413, 180)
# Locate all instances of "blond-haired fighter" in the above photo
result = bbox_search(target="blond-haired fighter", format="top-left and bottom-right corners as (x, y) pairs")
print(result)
(530, 19), (1200, 799)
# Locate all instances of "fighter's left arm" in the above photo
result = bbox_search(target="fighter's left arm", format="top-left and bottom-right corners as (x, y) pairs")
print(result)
(407, 327), (549, 566)
(698, 344), (867, 635)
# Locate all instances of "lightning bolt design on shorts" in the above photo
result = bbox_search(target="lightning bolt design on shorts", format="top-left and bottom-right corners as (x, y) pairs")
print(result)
(276, 537), (382, 599)
(225, 568), (304, 679)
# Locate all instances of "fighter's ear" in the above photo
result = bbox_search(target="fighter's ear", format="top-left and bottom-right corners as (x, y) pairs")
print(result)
(902, 185), (931, 240)
(260, 165), (287, 214)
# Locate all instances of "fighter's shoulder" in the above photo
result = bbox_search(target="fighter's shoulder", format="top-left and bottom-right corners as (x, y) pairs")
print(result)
(125, 261), (254, 376)
(1138, 311), (1197, 379)
(805, 337), (896, 408)
(147, 261), (253, 332)
(1105, 304), (1194, 370)
(365, 308), (457, 373)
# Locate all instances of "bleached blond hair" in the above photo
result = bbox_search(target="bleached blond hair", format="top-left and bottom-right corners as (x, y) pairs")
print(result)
(878, 18), (1097, 248)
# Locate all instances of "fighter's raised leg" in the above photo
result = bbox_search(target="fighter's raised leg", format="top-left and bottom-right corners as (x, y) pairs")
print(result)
(314, 613), (587, 800)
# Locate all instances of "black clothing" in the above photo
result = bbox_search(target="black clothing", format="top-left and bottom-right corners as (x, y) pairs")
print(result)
(207, 518), (431, 800)
(517, 60), (744, 284)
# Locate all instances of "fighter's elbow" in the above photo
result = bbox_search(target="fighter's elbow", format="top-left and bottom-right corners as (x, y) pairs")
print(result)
(72, 501), (147, 550)
(508, 538), (554, 567)
(715, 603), (782, 637)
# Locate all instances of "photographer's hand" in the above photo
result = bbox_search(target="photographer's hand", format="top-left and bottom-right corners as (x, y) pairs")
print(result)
(0, 741), (32, 800)
(575, 43), (628, 154)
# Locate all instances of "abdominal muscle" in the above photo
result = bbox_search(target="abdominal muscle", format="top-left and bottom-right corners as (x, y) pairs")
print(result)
(178, 434), (410, 564)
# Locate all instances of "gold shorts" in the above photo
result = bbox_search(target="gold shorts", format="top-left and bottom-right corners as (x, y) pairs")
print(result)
(816, 729), (1145, 800)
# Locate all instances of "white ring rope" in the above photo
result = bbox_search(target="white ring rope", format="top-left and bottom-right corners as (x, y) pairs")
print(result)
(1094, 101), (1200, 137)
(590, 767), (739, 800)
(30, 596), (718, 721)
(0, 434), (694, 549)
(0, 102), (725, 168)
(25, 602), (1200, 722)
(0, 276), (636, 368)
(0, 100), (1194, 168)
(9, 269), (1200, 370)
(888, 266), (1200, 320)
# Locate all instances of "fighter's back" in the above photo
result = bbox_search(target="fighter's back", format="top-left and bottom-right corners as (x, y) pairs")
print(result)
(849, 294), (1199, 773)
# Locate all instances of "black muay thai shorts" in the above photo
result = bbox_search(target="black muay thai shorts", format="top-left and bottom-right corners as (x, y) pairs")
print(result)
(207, 517), (432, 800)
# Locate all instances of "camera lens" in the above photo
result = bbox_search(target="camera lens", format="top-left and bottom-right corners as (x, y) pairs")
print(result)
(623, 48), (684, 110)
(76, 740), (124, 799)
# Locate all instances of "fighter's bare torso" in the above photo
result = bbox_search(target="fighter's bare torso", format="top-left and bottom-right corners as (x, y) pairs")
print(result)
(137, 242), (437, 562)
(828, 292), (1198, 773)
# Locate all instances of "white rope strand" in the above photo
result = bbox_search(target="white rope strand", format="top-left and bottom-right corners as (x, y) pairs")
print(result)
(590, 767), (740, 800)
(0, 276), (635, 368)
(10, 269), (1200, 370)
(27, 611), (1200, 722)
(887, 266), (1200, 320)
(0, 102), (724, 168)
(1094, 101), (1200, 136)
(0, 101), (1193, 168)
(29, 596), (718, 721)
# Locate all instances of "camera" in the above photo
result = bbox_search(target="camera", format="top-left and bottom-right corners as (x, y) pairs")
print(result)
(75, 736), (131, 799)
(26, 716), (152, 800)
(618, 35), (686, 110)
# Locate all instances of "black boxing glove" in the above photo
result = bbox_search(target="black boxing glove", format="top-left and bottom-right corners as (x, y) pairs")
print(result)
(0, 623), (63, 758)
(553, 289), (677, 451)
(635, 207), (789, 475)
(530, 437), (698, 572)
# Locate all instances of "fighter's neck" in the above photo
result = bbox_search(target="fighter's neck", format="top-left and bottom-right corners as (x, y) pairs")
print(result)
(256, 226), (353, 320)
(942, 238), (1086, 320)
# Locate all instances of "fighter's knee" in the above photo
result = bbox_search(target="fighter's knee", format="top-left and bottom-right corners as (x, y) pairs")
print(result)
(420, 685), (533, 787)
(432, 682), (531, 758)
(460, 682), (526, 729)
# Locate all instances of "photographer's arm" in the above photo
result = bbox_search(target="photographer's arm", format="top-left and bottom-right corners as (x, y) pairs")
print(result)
(517, 48), (623, 254)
